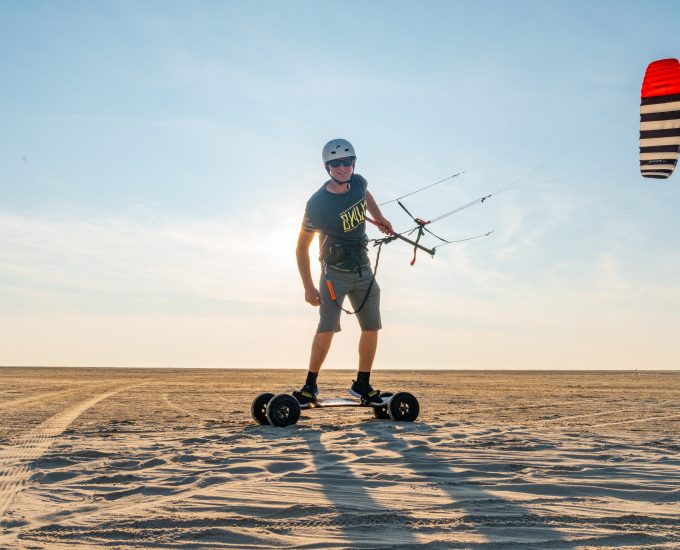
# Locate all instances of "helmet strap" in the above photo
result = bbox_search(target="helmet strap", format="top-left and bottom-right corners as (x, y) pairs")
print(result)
(329, 174), (352, 185)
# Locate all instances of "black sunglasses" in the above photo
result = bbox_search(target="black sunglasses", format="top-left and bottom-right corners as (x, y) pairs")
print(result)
(328, 157), (354, 168)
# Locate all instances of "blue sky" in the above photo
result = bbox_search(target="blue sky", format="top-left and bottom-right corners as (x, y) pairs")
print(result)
(1, 1), (679, 369)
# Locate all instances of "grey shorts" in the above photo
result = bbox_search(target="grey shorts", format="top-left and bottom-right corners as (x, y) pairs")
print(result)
(317, 266), (381, 333)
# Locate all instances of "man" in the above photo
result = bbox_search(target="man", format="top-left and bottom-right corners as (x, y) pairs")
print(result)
(295, 138), (394, 406)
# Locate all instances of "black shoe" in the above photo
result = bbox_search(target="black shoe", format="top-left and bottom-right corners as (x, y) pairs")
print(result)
(349, 380), (383, 404)
(293, 384), (318, 405)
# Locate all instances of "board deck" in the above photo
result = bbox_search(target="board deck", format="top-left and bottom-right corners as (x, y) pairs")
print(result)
(303, 397), (388, 409)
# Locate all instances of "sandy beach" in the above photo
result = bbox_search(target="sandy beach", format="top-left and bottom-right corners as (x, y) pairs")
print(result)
(0, 368), (679, 549)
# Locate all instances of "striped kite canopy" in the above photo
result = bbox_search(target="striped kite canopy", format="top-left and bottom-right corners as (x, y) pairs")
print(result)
(640, 58), (680, 179)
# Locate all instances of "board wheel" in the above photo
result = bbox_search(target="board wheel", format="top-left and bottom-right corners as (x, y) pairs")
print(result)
(373, 392), (392, 419)
(251, 392), (275, 425)
(266, 393), (301, 427)
(388, 392), (419, 422)
(373, 405), (390, 419)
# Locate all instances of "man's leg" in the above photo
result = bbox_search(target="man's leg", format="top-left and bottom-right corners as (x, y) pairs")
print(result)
(350, 330), (381, 402)
(309, 331), (334, 372)
(294, 331), (334, 404)
(358, 330), (378, 372)
(348, 272), (382, 401)
(296, 272), (344, 405)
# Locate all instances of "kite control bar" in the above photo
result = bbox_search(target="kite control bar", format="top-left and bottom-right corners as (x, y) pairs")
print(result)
(365, 216), (436, 257)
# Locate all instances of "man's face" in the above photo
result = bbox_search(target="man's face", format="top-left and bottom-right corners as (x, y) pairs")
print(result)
(327, 157), (355, 182)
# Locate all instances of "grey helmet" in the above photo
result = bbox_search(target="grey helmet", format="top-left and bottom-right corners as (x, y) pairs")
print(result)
(322, 139), (356, 164)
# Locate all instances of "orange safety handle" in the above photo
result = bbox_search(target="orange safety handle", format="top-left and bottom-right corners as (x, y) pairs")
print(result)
(326, 279), (337, 301)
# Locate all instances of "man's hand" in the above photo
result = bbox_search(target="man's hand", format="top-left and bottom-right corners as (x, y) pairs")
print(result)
(374, 217), (394, 235)
(305, 286), (322, 306)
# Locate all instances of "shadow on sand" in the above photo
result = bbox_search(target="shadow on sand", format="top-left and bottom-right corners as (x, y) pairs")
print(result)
(257, 414), (577, 549)
(356, 421), (576, 549)
(258, 422), (420, 549)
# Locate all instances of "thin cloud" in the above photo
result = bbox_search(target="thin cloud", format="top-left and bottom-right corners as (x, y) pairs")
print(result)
(0, 206), (303, 315)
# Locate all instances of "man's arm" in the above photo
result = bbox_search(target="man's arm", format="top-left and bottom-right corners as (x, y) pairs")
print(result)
(365, 190), (394, 235)
(296, 229), (322, 306)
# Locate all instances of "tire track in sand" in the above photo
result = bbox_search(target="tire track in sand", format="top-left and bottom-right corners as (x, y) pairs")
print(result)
(0, 385), (135, 519)
(0, 385), (98, 410)
(161, 392), (202, 418)
(588, 413), (680, 428)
